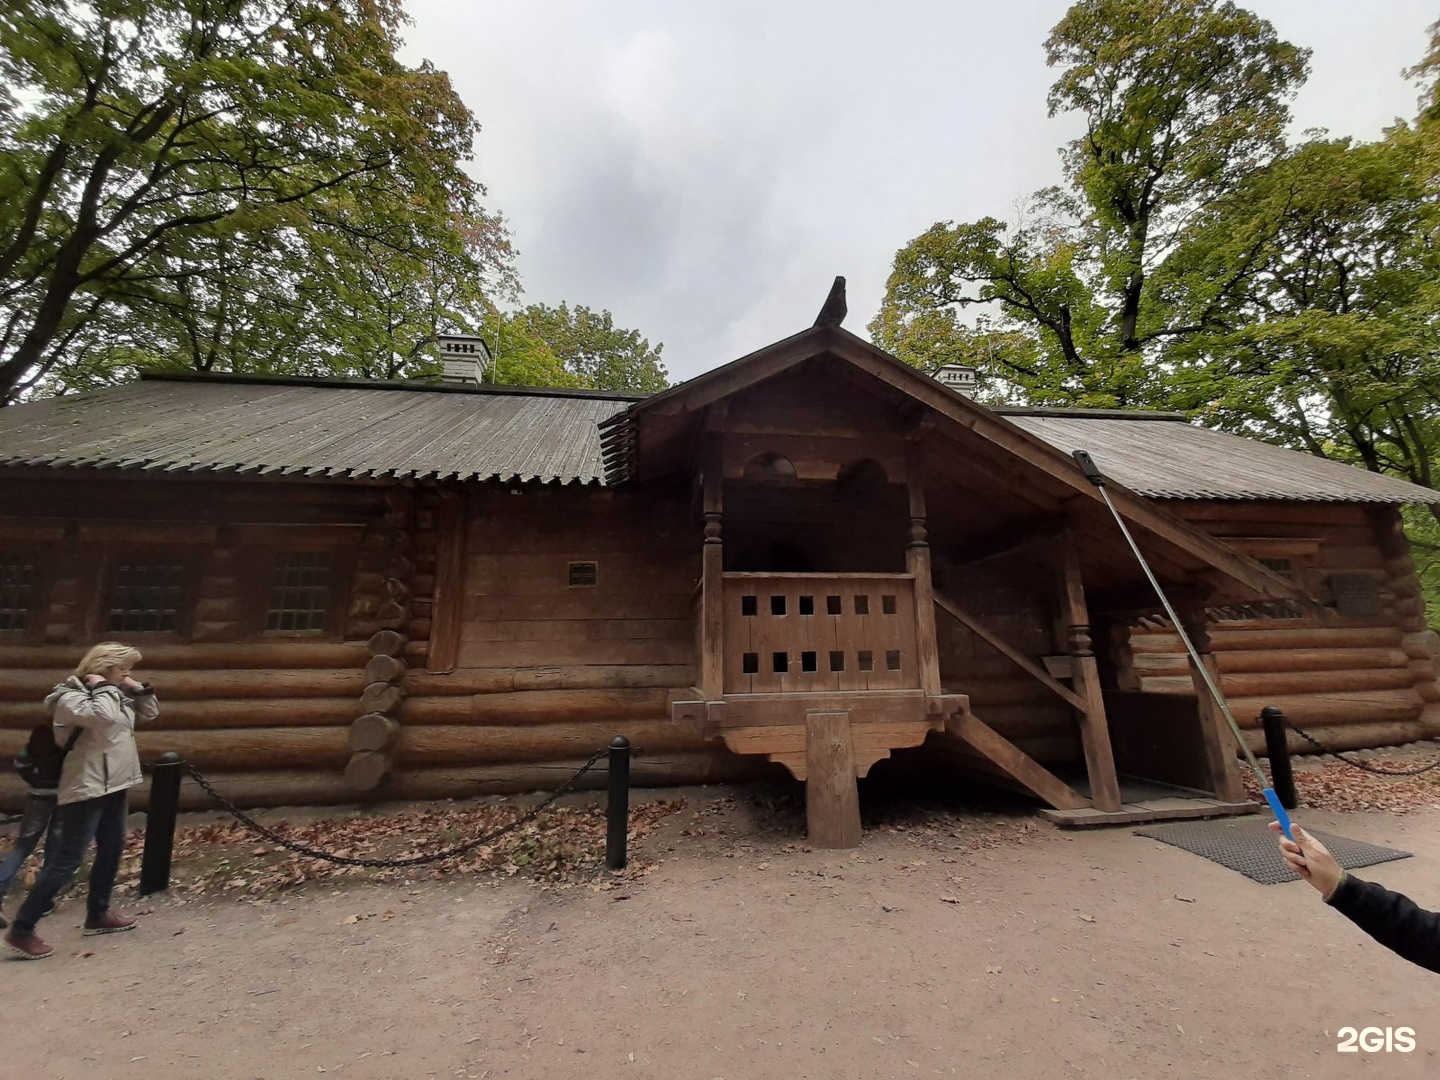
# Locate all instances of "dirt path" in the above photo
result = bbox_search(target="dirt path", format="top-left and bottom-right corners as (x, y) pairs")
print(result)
(7, 789), (1440, 1079)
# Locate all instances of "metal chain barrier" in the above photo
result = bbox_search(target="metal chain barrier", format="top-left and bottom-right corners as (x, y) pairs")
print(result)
(1284, 718), (1440, 778)
(181, 747), (608, 869)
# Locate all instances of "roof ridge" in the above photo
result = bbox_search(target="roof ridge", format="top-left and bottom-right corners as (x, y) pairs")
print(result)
(138, 369), (649, 402)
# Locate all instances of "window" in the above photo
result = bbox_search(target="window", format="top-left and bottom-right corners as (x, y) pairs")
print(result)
(568, 561), (598, 587)
(1258, 557), (1294, 580)
(107, 562), (185, 633)
(266, 551), (332, 632)
(0, 558), (35, 632)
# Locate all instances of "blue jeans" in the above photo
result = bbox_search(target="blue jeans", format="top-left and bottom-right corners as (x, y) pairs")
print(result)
(9, 790), (128, 938)
(0, 793), (59, 906)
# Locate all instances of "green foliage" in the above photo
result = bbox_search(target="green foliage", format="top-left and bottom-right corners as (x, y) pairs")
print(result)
(0, 0), (509, 400)
(874, 0), (1309, 402)
(503, 303), (669, 393)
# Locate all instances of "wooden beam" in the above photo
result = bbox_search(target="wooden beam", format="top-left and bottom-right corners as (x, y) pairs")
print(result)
(805, 711), (863, 848)
(944, 711), (1089, 811)
(906, 439), (943, 696)
(1059, 530), (1121, 813)
(934, 590), (1086, 711)
(700, 427), (725, 700)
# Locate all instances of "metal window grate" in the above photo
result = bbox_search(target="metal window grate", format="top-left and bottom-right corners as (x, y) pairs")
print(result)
(108, 563), (184, 632)
(0, 559), (34, 631)
(266, 552), (331, 632)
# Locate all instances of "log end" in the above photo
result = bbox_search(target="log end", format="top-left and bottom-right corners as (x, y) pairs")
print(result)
(345, 750), (394, 791)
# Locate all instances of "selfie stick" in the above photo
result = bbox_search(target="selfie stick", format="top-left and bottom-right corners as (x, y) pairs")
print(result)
(1071, 449), (1295, 840)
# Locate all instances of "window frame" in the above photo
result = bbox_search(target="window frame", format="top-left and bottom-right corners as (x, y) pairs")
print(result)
(0, 545), (49, 644)
(95, 546), (201, 642)
(255, 548), (350, 638)
(233, 526), (363, 642)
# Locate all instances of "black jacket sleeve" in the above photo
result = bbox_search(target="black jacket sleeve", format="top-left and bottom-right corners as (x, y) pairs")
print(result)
(1327, 873), (1440, 974)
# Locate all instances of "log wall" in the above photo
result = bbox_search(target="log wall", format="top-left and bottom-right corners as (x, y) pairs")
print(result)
(1117, 501), (1440, 756)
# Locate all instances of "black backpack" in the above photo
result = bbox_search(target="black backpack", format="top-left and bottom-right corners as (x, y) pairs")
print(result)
(12, 722), (82, 790)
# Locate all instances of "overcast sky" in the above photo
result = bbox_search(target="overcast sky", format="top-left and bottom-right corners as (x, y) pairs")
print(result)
(402, 1), (1436, 383)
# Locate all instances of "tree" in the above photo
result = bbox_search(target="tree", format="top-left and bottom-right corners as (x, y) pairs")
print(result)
(0, 0), (490, 402)
(505, 303), (668, 393)
(873, 0), (1309, 403)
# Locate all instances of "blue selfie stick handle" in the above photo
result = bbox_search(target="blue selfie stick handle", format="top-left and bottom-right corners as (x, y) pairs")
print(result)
(1264, 788), (1294, 840)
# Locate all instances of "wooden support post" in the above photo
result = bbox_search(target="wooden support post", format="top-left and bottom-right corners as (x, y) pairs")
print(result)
(1178, 604), (1246, 802)
(1059, 536), (1121, 812)
(905, 439), (942, 696)
(805, 711), (863, 848)
(700, 429), (725, 700)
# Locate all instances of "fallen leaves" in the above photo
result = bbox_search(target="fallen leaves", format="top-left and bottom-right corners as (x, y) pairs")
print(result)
(1241, 745), (1440, 814)
(109, 798), (685, 900)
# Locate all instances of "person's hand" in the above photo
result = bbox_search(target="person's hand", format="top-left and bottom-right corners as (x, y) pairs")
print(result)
(1272, 820), (1344, 899)
(120, 676), (145, 694)
(83, 673), (106, 688)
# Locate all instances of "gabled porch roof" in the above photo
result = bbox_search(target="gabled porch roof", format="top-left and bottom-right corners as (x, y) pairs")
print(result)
(599, 324), (1306, 607)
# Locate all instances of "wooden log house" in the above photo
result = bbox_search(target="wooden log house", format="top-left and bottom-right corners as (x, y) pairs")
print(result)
(0, 307), (1435, 844)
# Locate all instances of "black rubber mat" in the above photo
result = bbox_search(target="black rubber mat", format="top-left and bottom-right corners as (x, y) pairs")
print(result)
(1135, 818), (1412, 884)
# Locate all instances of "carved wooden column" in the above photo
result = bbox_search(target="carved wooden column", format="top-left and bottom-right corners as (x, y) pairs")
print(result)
(905, 438), (942, 696)
(1058, 533), (1121, 812)
(1177, 600), (1246, 802)
(700, 429), (725, 701)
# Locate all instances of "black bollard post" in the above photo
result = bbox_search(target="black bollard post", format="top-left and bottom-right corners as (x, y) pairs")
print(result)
(140, 752), (184, 896)
(1260, 706), (1297, 811)
(606, 736), (631, 870)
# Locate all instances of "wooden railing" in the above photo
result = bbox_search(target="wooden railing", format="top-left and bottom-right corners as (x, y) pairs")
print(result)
(720, 573), (919, 694)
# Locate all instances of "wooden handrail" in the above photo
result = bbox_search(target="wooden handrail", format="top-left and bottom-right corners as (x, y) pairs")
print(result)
(933, 591), (1086, 712)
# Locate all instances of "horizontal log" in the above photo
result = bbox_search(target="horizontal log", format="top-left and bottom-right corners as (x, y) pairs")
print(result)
(1227, 689), (1424, 728)
(0, 726), (352, 771)
(401, 688), (674, 726)
(0, 669), (368, 703)
(405, 665), (696, 696)
(0, 698), (358, 732)
(1141, 668), (1418, 698)
(1129, 626), (1402, 654)
(461, 618), (693, 644)
(0, 642), (369, 670)
(458, 639), (696, 668)
(392, 719), (708, 767)
(1213, 648), (1409, 674)
(1248, 720), (1437, 757)
(462, 594), (694, 622)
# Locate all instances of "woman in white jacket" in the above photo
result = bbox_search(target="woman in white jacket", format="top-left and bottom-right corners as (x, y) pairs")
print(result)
(3, 642), (158, 960)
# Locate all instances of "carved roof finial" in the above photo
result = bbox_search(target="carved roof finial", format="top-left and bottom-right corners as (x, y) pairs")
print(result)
(813, 276), (847, 328)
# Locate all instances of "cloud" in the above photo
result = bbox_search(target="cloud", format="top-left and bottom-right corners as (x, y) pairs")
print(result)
(403, 0), (1434, 382)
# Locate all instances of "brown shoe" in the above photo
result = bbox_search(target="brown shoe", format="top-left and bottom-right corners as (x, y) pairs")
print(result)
(83, 911), (136, 936)
(3, 930), (53, 960)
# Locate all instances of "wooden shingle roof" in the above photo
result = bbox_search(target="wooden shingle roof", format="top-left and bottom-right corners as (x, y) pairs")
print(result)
(0, 374), (638, 484)
(0, 367), (1432, 505)
(1004, 412), (1435, 503)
